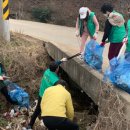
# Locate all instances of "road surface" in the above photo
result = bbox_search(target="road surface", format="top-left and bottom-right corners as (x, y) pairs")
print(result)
(10, 19), (110, 70)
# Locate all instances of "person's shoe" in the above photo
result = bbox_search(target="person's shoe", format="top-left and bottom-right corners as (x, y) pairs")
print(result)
(23, 125), (32, 130)
(80, 52), (84, 60)
(80, 54), (84, 60)
(22, 127), (27, 130)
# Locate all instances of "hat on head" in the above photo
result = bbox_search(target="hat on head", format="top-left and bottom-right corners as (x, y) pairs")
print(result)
(108, 12), (125, 27)
(79, 7), (89, 19)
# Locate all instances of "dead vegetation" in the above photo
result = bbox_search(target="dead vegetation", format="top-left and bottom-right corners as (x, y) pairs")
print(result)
(89, 83), (130, 130)
(0, 33), (50, 99)
(10, 0), (130, 28)
(0, 33), (50, 129)
(0, 33), (51, 129)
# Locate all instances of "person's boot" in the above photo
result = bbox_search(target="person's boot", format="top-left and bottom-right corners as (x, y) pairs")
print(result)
(22, 125), (32, 130)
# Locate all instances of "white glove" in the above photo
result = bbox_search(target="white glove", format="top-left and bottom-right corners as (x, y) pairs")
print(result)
(0, 75), (10, 80)
(123, 37), (128, 44)
(60, 57), (67, 62)
(0, 76), (4, 80)
(93, 32), (98, 40)
(75, 30), (79, 37)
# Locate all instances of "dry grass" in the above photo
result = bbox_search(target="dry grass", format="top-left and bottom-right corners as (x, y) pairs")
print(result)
(0, 33), (50, 99)
(0, 33), (51, 129)
(89, 83), (130, 130)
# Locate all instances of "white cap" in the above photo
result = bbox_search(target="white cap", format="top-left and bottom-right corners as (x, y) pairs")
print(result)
(79, 7), (89, 19)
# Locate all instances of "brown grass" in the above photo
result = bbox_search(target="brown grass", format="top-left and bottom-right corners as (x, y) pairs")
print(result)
(0, 33), (50, 99)
(89, 83), (130, 130)
(0, 33), (50, 129)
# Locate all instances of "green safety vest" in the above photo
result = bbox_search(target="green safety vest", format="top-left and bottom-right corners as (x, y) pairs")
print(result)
(78, 12), (96, 37)
(108, 11), (126, 43)
(126, 20), (130, 52)
(39, 69), (59, 97)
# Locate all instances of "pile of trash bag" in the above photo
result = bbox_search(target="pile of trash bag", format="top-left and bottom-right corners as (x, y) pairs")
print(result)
(104, 53), (130, 94)
(84, 39), (104, 72)
(4, 80), (30, 108)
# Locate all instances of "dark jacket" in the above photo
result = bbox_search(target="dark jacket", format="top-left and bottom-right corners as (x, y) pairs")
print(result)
(0, 63), (6, 90)
(0, 63), (6, 76)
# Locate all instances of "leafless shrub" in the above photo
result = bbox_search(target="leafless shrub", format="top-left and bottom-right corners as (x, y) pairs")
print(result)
(90, 83), (130, 130)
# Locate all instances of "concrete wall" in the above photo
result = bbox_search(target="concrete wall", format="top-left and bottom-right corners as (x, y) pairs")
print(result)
(46, 42), (130, 120)
(46, 42), (104, 103)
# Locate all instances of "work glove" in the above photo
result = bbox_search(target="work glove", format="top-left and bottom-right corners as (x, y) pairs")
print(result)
(123, 37), (128, 44)
(1, 75), (10, 80)
(75, 30), (79, 37)
(100, 42), (106, 47)
(93, 32), (98, 40)
(60, 57), (67, 62)
(0, 76), (4, 80)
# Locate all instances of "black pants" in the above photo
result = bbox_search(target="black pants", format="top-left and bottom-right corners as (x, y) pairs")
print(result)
(0, 83), (17, 104)
(43, 116), (79, 130)
(29, 96), (41, 128)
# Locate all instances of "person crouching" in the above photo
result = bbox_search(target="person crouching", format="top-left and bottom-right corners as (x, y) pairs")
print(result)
(41, 80), (79, 130)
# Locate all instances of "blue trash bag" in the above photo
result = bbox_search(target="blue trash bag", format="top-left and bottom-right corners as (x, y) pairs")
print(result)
(103, 57), (121, 82)
(4, 80), (30, 108)
(104, 53), (130, 94)
(84, 39), (104, 71)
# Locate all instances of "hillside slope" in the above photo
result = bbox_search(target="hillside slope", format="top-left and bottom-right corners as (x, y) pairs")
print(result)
(10, 0), (130, 28)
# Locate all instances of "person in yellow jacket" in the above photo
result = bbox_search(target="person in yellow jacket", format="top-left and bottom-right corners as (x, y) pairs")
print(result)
(41, 80), (79, 130)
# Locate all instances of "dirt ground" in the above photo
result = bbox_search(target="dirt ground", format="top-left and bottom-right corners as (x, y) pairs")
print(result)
(2, 33), (128, 130)
(0, 34), (97, 130)
(0, 33), (49, 128)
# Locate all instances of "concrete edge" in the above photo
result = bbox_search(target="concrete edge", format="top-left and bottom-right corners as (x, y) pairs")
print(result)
(46, 41), (130, 119)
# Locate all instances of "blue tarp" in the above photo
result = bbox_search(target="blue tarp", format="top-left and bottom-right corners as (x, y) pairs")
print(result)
(84, 40), (104, 71)
(104, 53), (130, 94)
(4, 80), (30, 108)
